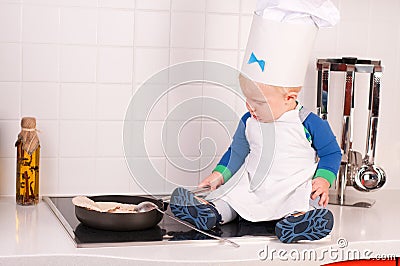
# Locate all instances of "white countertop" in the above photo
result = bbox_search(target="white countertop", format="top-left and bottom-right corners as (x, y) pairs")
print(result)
(1, 189), (399, 265)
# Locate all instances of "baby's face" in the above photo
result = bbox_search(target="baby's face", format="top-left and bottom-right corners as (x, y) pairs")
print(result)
(239, 76), (290, 123)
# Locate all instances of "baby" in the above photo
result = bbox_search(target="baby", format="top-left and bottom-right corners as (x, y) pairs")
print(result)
(170, 75), (341, 243)
(170, 0), (341, 243)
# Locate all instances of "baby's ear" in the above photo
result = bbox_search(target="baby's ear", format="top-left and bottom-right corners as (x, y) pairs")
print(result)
(286, 90), (298, 101)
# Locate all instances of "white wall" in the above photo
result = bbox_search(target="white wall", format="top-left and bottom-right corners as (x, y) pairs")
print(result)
(0, 0), (399, 196)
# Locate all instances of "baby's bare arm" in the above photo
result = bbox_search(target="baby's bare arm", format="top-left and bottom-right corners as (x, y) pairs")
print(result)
(198, 172), (224, 191)
(311, 177), (330, 207)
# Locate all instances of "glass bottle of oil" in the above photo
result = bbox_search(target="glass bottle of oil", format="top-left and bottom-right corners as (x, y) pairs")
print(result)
(16, 117), (40, 205)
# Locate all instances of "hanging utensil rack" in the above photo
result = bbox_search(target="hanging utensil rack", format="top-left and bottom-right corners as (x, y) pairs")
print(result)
(316, 57), (385, 208)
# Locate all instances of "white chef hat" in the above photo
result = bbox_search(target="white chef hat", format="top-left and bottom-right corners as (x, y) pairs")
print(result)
(241, 0), (340, 87)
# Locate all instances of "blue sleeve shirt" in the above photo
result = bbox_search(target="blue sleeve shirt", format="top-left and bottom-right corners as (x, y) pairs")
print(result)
(213, 109), (342, 186)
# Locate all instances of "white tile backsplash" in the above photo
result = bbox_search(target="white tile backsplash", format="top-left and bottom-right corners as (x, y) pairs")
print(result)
(167, 83), (203, 120)
(0, 43), (21, 81)
(0, 0), (21, 3)
(339, 0), (371, 21)
(96, 84), (132, 120)
(170, 48), (204, 64)
(136, 0), (170, 11)
(58, 158), (95, 195)
(143, 121), (165, 157)
(127, 157), (166, 194)
(38, 121), (59, 158)
(170, 12), (205, 48)
(171, 0), (205, 12)
(22, 5), (59, 43)
(133, 47), (170, 83)
(202, 83), (238, 121)
(50, 0), (97, 7)
(134, 11), (171, 47)
(60, 45), (97, 82)
(60, 7), (97, 45)
(165, 156), (200, 190)
(40, 158), (59, 195)
(98, 9), (134, 46)
(314, 26), (339, 54)
(21, 82), (59, 120)
(1, 0), (400, 196)
(131, 83), (168, 121)
(205, 14), (239, 49)
(59, 83), (96, 120)
(99, 0), (135, 9)
(240, 0), (256, 15)
(97, 47), (133, 83)
(201, 121), (235, 156)
(204, 49), (238, 68)
(0, 3), (21, 42)
(0, 82), (21, 119)
(59, 121), (96, 157)
(239, 15), (252, 50)
(0, 121), (20, 158)
(336, 21), (370, 57)
(94, 158), (131, 194)
(370, 0), (400, 21)
(0, 158), (16, 195)
(164, 120), (202, 157)
(206, 0), (240, 14)
(22, 44), (59, 82)
(96, 121), (124, 157)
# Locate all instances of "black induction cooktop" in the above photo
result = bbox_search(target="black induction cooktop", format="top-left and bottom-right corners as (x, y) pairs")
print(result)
(44, 196), (276, 248)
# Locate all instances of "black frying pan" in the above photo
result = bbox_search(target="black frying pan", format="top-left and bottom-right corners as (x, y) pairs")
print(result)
(74, 195), (164, 231)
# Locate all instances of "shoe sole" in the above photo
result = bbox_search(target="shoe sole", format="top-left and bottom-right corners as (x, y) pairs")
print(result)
(169, 187), (217, 231)
(275, 208), (334, 243)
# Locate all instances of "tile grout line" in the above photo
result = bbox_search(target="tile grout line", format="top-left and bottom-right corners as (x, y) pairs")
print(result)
(163, 0), (174, 193)
(19, 2), (24, 119)
(92, 0), (100, 193)
(56, 4), (61, 194)
(129, 0), (137, 193)
(199, 0), (209, 185)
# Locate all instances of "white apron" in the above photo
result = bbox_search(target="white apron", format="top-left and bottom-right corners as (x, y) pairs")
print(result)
(221, 107), (317, 221)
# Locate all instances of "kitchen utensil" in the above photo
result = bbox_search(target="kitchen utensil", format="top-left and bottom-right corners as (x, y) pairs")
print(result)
(339, 64), (356, 202)
(74, 195), (164, 231)
(316, 61), (330, 120)
(317, 58), (385, 207)
(348, 150), (363, 183)
(354, 69), (386, 191)
(137, 201), (240, 248)
(74, 187), (212, 231)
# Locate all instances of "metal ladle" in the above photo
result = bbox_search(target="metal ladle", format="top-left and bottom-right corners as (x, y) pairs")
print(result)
(137, 201), (240, 248)
(354, 69), (386, 191)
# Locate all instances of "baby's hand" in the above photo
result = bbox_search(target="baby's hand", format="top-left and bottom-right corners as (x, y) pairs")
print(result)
(311, 177), (330, 207)
(198, 172), (224, 191)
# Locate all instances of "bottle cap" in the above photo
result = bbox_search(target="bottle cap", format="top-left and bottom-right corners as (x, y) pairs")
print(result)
(21, 117), (37, 129)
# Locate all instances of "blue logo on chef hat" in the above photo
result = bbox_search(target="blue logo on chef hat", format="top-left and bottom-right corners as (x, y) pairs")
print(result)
(247, 52), (265, 72)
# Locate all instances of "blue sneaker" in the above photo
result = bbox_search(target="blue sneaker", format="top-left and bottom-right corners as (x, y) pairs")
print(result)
(169, 187), (221, 231)
(275, 208), (334, 243)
